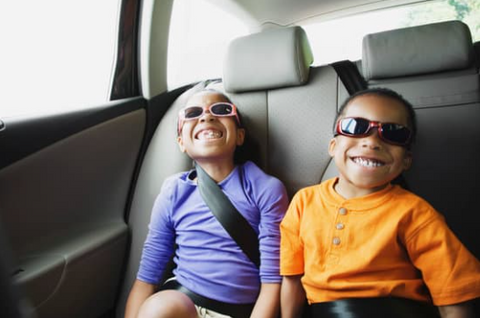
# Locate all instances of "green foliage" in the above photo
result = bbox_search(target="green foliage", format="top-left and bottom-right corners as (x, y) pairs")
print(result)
(448, 0), (470, 20)
(403, 0), (480, 41)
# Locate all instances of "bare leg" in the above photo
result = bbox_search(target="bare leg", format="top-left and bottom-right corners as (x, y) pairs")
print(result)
(137, 290), (197, 318)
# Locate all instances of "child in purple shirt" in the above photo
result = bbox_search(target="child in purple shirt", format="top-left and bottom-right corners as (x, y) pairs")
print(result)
(125, 89), (288, 318)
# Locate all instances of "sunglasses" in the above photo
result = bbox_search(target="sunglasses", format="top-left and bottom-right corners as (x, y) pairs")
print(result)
(335, 117), (412, 146)
(177, 102), (240, 134)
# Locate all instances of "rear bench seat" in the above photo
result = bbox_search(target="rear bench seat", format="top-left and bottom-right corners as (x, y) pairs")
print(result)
(117, 22), (479, 314)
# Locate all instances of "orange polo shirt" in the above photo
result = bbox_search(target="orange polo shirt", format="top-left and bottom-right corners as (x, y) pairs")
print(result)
(280, 178), (480, 306)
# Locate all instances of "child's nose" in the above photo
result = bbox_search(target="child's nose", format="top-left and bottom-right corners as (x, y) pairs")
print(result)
(199, 109), (215, 122)
(362, 128), (383, 149)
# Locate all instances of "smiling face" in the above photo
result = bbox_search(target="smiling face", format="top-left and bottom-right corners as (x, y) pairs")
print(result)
(329, 94), (412, 199)
(177, 91), (245, 169)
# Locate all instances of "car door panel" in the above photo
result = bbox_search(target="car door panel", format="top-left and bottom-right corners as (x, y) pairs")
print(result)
(0, 98), (146, 318)
(0, 98), (144, 169)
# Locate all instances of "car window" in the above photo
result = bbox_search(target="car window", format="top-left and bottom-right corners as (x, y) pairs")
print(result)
(167, 0), (249, 90)
(302, 0), (480, 66)
(0, 0), (120, 118)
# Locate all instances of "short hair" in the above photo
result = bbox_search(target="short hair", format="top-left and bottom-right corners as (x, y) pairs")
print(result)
(333, 87), (417, 147)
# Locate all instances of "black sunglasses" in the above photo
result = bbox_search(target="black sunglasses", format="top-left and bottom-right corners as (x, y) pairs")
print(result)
(335, 117), (412, 146)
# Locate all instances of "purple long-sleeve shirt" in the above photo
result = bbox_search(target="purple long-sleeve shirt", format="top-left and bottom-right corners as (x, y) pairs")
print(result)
(137, 161), (288, 304)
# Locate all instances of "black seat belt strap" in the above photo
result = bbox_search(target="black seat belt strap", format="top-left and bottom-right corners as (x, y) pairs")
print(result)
(195, 162), (260, 268)
(331, 60), (367, 95)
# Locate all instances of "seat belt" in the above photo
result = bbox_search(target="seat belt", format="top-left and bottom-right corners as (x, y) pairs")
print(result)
(331, 60), (367, 95)
(195, 162), (260, 268)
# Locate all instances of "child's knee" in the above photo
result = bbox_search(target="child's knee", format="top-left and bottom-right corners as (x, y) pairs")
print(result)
(139, 290), (197, 318)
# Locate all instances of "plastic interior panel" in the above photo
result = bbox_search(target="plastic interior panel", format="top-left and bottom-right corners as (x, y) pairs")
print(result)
(0, 109), (146, 318)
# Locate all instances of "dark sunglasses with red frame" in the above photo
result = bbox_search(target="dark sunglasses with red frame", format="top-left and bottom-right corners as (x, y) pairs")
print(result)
(335, 117), (412, 146)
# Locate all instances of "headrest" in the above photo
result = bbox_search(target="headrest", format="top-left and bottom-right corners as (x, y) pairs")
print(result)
(223, 26), (314, 93)
(362, 20), (474, 81)
(474, 41), (480, 68)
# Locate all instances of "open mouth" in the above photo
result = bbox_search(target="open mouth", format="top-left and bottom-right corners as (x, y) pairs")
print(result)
(352, 156), (385, 168)
(195, 129), (223, 140)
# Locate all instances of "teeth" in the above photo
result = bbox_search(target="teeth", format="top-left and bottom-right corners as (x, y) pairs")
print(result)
(353, 157), (384, 167)
(198, 130), (222, 140)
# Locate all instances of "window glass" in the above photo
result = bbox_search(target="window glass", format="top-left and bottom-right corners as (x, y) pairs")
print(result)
(303, 0), (480, 66)
(167, 0), (249, 89)
(0, 0), (119, 118)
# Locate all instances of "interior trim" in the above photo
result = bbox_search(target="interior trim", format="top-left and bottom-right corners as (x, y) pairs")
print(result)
(0, 97), (146, 170)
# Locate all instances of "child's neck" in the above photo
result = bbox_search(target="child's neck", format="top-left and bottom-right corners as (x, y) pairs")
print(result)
(196, 160), (236, 183)
(334, 178), (389, 199)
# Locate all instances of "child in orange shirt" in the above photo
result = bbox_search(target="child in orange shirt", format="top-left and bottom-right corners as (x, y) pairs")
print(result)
(280, 88), (480, 318)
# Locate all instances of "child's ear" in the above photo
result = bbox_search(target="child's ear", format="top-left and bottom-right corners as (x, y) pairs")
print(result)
(328, 138), (337, 157)
(403, 151), (413, 170)
(177, 136), (186, 153)
(236, 128), (246, 146)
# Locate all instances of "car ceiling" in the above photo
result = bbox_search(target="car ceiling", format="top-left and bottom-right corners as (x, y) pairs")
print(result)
(207, 0), (432, 30)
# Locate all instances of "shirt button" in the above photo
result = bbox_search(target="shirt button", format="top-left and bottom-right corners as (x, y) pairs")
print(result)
(339, 207), (347, 215)
(336, 223), (345, 230)
(333, 237), (341, 245)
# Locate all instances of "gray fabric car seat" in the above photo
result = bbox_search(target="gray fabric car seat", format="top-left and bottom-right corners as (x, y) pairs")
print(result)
(361, 20), (480, 261)
(474, 41), (480, 67)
